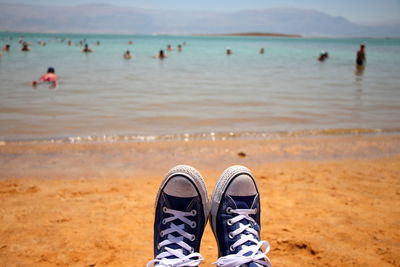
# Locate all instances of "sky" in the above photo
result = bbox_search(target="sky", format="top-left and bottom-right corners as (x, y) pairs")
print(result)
(1, 0), (400, 25)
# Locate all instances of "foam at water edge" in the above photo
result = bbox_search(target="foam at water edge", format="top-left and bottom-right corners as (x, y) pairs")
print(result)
(0, 127), (398, 145)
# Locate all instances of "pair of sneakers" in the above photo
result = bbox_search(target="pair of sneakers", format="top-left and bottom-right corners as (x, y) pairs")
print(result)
(146, 165), (272, 267)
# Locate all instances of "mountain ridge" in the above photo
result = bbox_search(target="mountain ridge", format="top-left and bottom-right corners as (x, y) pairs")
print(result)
(0, 3), (399, 37)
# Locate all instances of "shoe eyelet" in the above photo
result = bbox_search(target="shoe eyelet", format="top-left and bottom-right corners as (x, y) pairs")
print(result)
(157, 244), (161, 250)
(190, 210), (197, 216)
(228, 232), (234, 239)
(191, 221), (197, 228)
(227, 219), (233, 226)
(162, 219), (167, 225)
(229, 245), (235, 252)
(163, 207), (168, 213)
(190, 234), (196, 241)
(226, 207), (232, 214)
(160, 231), (165, 237)
(254, 208), (258, 213)
(190, 248), (194, 253)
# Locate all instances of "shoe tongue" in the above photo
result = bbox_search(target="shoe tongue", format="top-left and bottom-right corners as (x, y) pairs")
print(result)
(162, 193), (195, 257)
(230, 195), (262, 263)
(165, 193), (194, 211)
(230, 195), (256, 209)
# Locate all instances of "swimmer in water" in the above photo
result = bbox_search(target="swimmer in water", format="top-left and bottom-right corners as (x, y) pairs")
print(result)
(259, 47), (265, 54)
(167, 44), (173, 51)
(82, 44), (93, 53)
(177, 44), (182, 52)
(226, 47), (232, 55)
(154, 50), (167, 59)
(356, 44), (366, 66)
(318, 51), (329, 61)
(21, 42), (30, 52)
(3, 44), (10, 52)
(124, 50), (132, 59)
(32, 67), (59, 88)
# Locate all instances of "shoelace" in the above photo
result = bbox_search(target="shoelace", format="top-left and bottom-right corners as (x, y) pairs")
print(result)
(146, 207), (203, 267)
(214, 208), (272, 267)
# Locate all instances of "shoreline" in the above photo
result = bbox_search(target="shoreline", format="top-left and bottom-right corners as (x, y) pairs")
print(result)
(220, 32), (303, 38)
(191, 32), (303, 38)
(1, 31), (302, 38)
(1, 126), (397, 145)
(5, 30), (400, 39)
(1, 134), (399, 266)
(1, 134), (400, 180)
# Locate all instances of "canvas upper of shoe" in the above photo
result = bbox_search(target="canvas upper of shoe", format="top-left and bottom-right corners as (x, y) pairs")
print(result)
(211, 166), (272, 267)
(147, 165), (209, 267)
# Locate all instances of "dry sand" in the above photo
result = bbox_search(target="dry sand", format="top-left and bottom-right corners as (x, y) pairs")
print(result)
(0, 135), (399, 266)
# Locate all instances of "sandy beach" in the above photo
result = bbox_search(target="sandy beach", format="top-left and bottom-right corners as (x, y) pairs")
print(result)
(1, 134), (400, 266)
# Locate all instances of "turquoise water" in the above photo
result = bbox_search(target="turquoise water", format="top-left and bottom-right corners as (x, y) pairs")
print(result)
(1, 32), (400, 142)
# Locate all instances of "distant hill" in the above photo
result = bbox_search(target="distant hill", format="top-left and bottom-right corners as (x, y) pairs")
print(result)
(0, 3), (399, 37)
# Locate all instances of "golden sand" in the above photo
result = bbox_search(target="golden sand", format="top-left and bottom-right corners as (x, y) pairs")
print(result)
(0, 135), (399, 266)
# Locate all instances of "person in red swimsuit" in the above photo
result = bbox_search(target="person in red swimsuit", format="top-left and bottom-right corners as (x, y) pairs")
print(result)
(32, 67), (59, 88)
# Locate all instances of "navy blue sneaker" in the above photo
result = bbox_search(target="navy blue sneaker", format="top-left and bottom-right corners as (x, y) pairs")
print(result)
(211, 165), (272, 267)
(147, 165), (209, 267)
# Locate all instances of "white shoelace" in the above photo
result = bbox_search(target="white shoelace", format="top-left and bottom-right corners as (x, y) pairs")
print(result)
(214, 208), (272, 267)
(146, 207), (204, 267)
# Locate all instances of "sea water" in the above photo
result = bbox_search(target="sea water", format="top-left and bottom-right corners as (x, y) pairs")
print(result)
(0, 32), (400, 142)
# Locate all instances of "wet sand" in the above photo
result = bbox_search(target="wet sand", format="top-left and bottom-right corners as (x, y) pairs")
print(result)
(0, 135), (400, 266)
